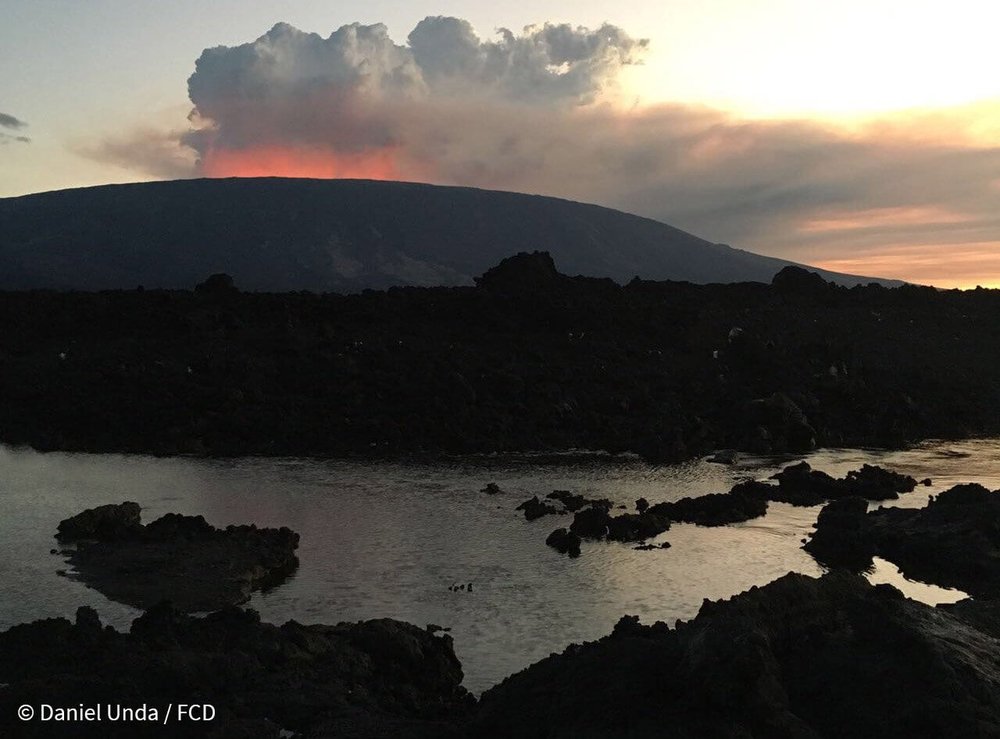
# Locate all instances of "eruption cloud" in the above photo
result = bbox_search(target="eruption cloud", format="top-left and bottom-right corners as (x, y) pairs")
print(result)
(182, 18), (646, 181)
(84, 17), (1000, 285)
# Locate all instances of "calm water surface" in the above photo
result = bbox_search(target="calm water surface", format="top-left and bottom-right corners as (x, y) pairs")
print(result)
(0, 439), (991, 693)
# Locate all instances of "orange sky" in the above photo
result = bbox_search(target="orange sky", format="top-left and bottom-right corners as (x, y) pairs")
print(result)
(199, 145), (402, 180)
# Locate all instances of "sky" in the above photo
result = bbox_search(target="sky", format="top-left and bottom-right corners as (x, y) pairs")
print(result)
(2, 1), (999, 287)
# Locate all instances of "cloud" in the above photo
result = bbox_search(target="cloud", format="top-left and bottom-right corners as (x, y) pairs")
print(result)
(0, 112), (29, 143)
(84, 17), (1000, 285)
(179, 18), (645, 172)
(0, 112), (27, 130)
(75, 127), (196, 178)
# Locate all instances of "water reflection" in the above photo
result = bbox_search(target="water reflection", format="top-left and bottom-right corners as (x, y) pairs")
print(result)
(867, 557), (968, 605)
(0, 438), (997, 693)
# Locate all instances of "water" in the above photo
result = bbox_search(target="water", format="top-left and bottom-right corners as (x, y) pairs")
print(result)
(0, 439), (994, 693)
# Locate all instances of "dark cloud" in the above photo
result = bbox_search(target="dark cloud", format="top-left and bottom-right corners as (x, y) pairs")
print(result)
(0, 112), (27, 130)
(0, 133), (30, 145)
(85, 17), (1000, 283)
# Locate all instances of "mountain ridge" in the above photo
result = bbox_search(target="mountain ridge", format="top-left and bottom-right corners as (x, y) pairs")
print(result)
(0, 177), (903, 291)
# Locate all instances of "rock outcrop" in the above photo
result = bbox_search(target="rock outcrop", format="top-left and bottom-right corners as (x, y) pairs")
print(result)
(56, 504), (300, 611)
(0, 605), (473, 738)
(769, 462), (916, 506)
(649, 492), (767, 527)
(805, 483), (1000, 598)
(471, 572), (1000, 738)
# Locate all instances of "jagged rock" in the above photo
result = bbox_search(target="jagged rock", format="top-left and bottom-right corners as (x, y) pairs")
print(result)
(842, 464), (917, 500)
(515, 496), (560, 521)
(545, 528), (581, 558)
(0, 605), (473, 738)
(605, 512), (671, 542)
(194, 272), (239, 296)
(633, 542), (671, 551)
(770, 461), (840, 503)
(865, 483), (1000, 597)
(470, 572), (1000, 738)
(56, 502), (142, 541)
(649, 492), (766, 527)
(635, 497), (649, 514)
(805, 483), (1000, 597)
(802, 496), (874, 570)
(569, 504), (613, 539)
(545, 490), (606, 513)
(772, 265), (831, 293)
(474, 251), (560, 292)
(480, 483), (503, 495)
(56, 505), (299, 611)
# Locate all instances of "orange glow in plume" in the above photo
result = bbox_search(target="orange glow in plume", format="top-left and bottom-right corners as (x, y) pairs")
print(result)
(200, 145), (401, 180)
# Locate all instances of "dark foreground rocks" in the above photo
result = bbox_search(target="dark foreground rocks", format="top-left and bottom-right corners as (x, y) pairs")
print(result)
(471, 572), (1000, 738)
(5, 254), (1000, 461)
(56, 503), (300, 611)
(0, 605), (473, 738)
(806, 483), (1000, 597)
(6, 572), (1000, 737)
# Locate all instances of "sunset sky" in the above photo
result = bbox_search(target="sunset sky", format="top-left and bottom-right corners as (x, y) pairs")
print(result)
(2, 1), (999, 287)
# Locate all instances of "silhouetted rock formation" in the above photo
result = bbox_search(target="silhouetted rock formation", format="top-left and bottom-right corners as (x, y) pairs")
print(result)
(649, 492), (767, 526)
(770, 462), (916, 505)
(805, 483), (1000, 597)
(545, 528), (582, 558)
(56, 501), (142, 541)
(471, 572), (1000, 738)
(55, 504), (300, 611)
(0, 605), (472, 738)
(1, 255), (998, 461)
(6, 572), (1000, 736)
(802, 496), (874, 570)
(474, 252), (561, 292)
(515, 496), (560, 521)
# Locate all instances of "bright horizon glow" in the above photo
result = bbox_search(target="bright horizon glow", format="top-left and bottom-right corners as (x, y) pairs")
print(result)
(624, 1), (1000, 121)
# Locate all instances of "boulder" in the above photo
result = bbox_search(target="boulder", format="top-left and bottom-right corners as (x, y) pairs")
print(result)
(605, 512), (671, 542)
(569, 505), (612, 539)
(545, 528), (582, 558)
(515, 496), (560, 521)
(546, 490), (604, 513)
(841, 464), (917, 500)
(770, 461), (839, 503)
